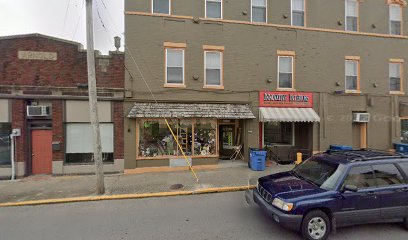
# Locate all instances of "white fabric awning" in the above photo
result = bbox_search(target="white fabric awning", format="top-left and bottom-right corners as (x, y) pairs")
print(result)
(259, 107), (320, 122)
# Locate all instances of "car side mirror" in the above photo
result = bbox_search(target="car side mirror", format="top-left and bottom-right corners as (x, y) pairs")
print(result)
(343, 184), (358, 192)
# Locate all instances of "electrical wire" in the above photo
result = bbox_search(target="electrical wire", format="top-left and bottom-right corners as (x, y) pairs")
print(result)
(62, 0), (71, 34)
(71, 0), (85, 41)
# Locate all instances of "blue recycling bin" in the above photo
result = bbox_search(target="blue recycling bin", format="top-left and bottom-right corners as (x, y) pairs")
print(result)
(249, 148), (267, 171)
(394, 143), (408, 153)
(329, 145), (353, 151)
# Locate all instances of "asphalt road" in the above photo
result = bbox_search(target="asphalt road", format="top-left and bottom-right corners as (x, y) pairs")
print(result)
(0, 191), (406, 240)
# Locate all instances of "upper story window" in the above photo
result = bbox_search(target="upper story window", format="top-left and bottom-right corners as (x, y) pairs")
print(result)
(277, 51), (295, 90)
(345, 0), (359, 31)
(390, 4), (402, 35)
(164, 42), (186, 87)
(291, 0), (305, 27)
(152, 0), (171, 14)
(252, 0), (267, 23)
(206, 0), (222, 19)
(389, 60), (403, 93)
(204, 45), (224, 89)
(345, 57), (360, 92)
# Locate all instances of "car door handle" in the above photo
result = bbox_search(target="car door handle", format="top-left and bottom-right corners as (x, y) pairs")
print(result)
(363, 191), (377, 197)
(396, 188), (408, 193)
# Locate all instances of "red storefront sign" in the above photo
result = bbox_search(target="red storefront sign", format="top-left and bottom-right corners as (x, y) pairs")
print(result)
(259, 91), (313, 108)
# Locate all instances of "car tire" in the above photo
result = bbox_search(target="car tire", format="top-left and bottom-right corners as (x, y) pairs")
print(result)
(404, 217), (408, 230)
(301, 210), (331, 240)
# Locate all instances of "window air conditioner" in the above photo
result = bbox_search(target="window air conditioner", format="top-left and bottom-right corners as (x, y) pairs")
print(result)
(27, 106), (50, 117)
(353, 113), (370, 123)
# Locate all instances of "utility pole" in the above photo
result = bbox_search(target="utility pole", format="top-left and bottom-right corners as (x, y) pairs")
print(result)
(85, 0), (105, 194)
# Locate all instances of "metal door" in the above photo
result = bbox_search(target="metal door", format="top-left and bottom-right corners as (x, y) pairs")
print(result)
(31, 130), (53, 174)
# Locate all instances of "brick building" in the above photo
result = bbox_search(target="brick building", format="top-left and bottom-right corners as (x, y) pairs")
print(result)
(0, 34), (124, 179)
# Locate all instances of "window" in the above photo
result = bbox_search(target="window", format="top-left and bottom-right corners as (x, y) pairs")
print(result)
(343, 166), (376, 189)
(65, 123), (114, 164)
(390, 4), (402, 35)
(345, 58), (360, 92)
(263, 122), (293, 146)
(204, 50), (223, 88)
(206, 0), (222, 19)
(345, 0), (358, 31)
(390, 61), (403, 92)
(137, 119), (217, 157)
(291, 0), (305, 27)
(252, 0), (267, 23)
(398, 162), (408, 177)
(165, 48), (185, 86)
(152, 0), (171, 14)
(0, 123), (11, 165)
(372, 164), (405, 186)
(402, 119), (408, 143)
(278, 55), (294, 89)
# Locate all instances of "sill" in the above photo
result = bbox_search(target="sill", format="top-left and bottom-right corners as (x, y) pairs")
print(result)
(390, 91), (405, 95)
(204, 17), (223, 20)
(276, 88), (296, 92)
(0, 165), (11, 168)
(151, 12), (171, 16)
(63, 162), (114, 166)
(164, 84), (186, 88)
(345, 90), (361, 94)
(136, 155), (219, 160)
(203, 85), (224, 90)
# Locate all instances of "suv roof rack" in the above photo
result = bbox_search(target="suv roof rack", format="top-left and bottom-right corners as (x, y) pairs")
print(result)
(324, 148), (407, 162)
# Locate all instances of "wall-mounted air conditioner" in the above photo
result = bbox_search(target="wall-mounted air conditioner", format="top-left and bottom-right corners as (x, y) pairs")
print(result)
(27, 106), (50, 117)
(353, 113), (370, 123)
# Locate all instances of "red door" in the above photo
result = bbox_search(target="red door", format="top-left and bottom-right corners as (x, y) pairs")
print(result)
(31, 130), (53, 174)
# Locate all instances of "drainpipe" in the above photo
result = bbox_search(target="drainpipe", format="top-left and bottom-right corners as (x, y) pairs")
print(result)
(10, 133), (15, 181)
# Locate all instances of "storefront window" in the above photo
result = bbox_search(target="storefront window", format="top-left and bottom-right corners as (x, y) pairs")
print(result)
(0, 123), (11, 165)
(65, 123), (114, 164)
(138, 119), (217, 158)
(264, 122), (293, 146)
(401, 120), (408, 143)
(194, 119), (217, 156)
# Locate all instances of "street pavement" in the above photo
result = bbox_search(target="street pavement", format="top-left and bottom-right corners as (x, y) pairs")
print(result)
(0, 191), (406, 240)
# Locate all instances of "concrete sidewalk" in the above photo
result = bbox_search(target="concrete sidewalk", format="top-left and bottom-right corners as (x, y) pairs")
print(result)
(0, 161), (293, 206)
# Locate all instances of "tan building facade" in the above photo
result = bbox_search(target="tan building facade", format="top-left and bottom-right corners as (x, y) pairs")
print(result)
(124, 0), (408, 169)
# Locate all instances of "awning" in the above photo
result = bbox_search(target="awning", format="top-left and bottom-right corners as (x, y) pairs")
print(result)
(259, 107), (320, 122)
(127, 103), (256, 119)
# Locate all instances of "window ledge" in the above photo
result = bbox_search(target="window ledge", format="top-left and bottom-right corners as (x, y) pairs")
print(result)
(390, 91), (405, 95)
(203, 85), (224, 90)
(345, 90), (362, 94)
(276, 88), (296, 92)
(0, 165), (11, 168)
(164, 84), (186, 88)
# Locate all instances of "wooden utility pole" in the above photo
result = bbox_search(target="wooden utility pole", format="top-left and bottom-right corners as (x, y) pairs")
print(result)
(85, 0), (105, 194)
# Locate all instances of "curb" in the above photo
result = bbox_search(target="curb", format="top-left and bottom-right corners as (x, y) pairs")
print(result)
(0, 185), (256, 208)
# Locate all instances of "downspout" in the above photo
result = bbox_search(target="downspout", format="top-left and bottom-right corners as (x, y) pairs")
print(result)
(10, 133), (15, 181)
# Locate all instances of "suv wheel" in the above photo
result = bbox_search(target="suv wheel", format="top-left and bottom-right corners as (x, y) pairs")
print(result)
(404, 217), (408, 230)
(301, 210), (331, 240)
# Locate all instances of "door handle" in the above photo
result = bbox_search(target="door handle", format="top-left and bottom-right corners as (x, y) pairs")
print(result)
(363, 191), (377, 198)
(396, 188), (408, 193)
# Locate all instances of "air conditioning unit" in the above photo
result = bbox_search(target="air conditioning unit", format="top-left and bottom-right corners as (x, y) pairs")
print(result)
(27, 106), (50, 117)
(353, 113), (370, 123)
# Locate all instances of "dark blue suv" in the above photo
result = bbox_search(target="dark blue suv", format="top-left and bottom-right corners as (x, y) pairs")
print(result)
(253, 149), (408, 240)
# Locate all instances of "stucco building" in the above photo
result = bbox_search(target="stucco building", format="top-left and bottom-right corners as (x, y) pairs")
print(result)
(0, 34), (124, 179)
(123, 0), (408, 169)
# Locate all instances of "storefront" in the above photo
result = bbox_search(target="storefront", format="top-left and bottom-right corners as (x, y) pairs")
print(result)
(258, 91), (320, 163)
(126, 102), (255, 167)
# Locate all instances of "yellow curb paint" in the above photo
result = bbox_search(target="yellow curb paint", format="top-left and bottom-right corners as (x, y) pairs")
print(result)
(0, 185), (257, 208)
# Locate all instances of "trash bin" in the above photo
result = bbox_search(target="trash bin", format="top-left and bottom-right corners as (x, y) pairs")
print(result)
(249, 148), (267, 171)
(394, 143), (408, 153)
(329, 145), (353, 151)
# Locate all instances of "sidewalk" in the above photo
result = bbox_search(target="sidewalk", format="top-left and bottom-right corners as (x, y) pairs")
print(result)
(0, 160), (293, 206)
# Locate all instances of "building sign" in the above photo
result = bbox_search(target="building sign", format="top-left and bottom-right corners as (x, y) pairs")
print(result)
(259, 91), (313, 108)
(18, 51), (57, 61)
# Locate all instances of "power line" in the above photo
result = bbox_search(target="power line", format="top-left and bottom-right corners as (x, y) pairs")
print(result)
(62, 0), (71, 33)
(72, 0), (85, 41)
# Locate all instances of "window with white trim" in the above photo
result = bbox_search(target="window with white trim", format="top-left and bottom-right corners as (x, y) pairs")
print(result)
(252, 0), (267, 23)
(345, 60), (359, 91)
(390, 4), (402, 35)
(390, 62), (402, 92)
(278, 56), (294, 89)
(205, 51), (223, 87)
(291, 0), (305, 27)
(165, 48), (185, 85)
(345, 0), (358, 31)
(206, 0), (222, 19)
(152, 0), (170, 14)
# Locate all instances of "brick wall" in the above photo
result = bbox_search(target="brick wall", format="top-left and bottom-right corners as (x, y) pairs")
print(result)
(113, 102), (124, 159)
(11, 99), (27, 163)
(52, 100), (64, 162)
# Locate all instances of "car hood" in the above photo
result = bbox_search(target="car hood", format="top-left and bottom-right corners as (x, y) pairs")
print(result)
(258, 171), (326, 200)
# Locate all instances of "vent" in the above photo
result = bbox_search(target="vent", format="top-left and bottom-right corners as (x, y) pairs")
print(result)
(353, 113), (370, 123)
(27, 106), (50, 117)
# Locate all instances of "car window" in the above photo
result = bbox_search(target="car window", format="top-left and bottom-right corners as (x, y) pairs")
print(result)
(372, 164), (405, 186)
(398, 162), (408, 177)
(343, 166), (376, 189)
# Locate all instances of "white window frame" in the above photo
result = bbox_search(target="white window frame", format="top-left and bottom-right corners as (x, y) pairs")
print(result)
(389, 61), (403, 93)
(151, 0), (171, 15)
(165, 48), (185, 86)
(277, 55), (294, 90)
(389, 4), (402, 35)
(251, 0), (268, 23)
(291, 0), (305, 27)
(345, 59), (360, 92)
(204, 50), (223, 88)
(205, 0), (223, 19)
(345, 0), (359, 32)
